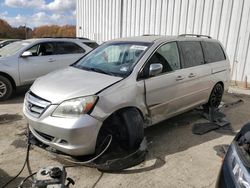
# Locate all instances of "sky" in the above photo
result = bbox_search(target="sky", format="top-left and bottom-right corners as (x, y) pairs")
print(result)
(0, 0), (76, 28)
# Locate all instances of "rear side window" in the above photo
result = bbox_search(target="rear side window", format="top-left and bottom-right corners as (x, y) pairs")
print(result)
(83, 42), (99, 49)
(179, 41), (204, 68)
(55, 42), (85, 54)
(201, 42), (226, 63)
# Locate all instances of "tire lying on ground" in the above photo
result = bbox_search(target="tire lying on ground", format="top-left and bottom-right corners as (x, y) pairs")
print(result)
(97, 108), (144, 151)
(0, 75), (13, 101)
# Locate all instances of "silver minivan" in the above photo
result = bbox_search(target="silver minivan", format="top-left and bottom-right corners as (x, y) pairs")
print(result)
(23, 35), (230, 156)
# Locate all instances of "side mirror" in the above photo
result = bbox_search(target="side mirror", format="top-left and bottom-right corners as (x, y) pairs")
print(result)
(149, 63), (163, 77)
(21, 51), (32, 57)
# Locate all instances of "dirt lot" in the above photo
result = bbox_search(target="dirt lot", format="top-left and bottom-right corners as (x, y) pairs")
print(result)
(0, 90), (250, 188)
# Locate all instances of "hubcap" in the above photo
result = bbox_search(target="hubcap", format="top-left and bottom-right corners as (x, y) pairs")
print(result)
(0, 81), (7, 98)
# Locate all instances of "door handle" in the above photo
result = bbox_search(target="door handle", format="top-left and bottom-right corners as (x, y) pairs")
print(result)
(188, 73), (196, 78)
(48, 59), (55, 62)
(176, 76), (184, 81)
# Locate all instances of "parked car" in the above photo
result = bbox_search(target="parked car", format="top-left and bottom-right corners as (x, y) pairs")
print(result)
(0, 37), (98, 100)
(0, 39), (21, 49)
(23, 34), (230, 156)
(216, 122), (250, 188)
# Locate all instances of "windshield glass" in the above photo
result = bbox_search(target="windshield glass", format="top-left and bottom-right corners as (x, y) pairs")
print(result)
(0, 41), (30, 57)
(73, 42), (151, 77)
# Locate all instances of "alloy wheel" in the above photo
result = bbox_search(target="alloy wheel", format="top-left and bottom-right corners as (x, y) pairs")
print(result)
(0, 81), (7, 98)
(210, 84), (223, 107)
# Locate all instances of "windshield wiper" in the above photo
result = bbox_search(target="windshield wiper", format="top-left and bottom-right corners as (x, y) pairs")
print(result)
(79, 66), (111, 76)
(74, 65), (122, 77)
(90, 67), (110, 75)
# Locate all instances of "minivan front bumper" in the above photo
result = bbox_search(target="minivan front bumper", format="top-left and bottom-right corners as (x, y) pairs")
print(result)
(23, 101), (102, 156)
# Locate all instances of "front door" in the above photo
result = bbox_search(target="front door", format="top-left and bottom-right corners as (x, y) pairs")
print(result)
(19, 42), (59, 85)
(140, 42), (189, 124)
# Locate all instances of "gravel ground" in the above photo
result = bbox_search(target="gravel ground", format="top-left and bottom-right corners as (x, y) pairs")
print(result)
(0, 90), (250, 188)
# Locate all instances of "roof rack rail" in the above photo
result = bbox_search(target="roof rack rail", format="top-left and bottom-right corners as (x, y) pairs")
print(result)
(179, 34), (212, 39)
(41, 37), (90, 40)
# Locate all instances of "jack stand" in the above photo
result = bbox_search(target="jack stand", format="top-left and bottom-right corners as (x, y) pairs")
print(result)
(201, 107), (229, 127)
(192, 106), (231, 135)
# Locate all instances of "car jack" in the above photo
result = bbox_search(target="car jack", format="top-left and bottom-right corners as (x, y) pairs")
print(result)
(192, 106), (231, 135)
(201, 107), (230, 127)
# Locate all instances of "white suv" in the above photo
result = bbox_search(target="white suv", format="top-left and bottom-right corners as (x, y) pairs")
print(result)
(0, 38), (98, 100)
(23, 34), (230, 156)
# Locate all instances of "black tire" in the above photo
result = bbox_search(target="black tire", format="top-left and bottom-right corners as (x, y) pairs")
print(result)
(98, 108), (144, 151)
(0, 75), (13, 101)
(206, 83), (224, 109)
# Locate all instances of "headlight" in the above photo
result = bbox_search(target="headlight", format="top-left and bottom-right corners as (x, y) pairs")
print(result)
(52, 96), (98, 118)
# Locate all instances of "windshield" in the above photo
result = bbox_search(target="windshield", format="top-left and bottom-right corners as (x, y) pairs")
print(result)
(73, 42), (151, 77)
(0, 41), (30, 57)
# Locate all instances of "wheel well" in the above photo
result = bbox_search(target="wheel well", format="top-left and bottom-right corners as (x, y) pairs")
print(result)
(96, 107), (144, 146)
(103, 107), (145, 124)
(0, 72), (16, 90)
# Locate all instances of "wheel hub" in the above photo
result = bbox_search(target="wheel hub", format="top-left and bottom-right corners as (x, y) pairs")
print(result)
(0, 81), (7, 97)
(211, 85), (223, 107)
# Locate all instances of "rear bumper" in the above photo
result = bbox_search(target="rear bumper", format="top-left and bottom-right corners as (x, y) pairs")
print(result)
(23, 104), (102, 156)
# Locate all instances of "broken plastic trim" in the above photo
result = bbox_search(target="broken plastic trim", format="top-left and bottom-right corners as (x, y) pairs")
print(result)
(92, 138), (147, 172)
(28, 131), (148, 172)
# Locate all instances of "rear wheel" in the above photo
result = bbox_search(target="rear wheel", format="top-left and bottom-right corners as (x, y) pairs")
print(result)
(97, 108), (144, 151)
(205, 83), (224, 109)
(0, 76), (13, 101)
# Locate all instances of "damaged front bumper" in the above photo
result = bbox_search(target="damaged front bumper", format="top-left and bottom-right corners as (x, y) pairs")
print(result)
(23, 104), (102, 156)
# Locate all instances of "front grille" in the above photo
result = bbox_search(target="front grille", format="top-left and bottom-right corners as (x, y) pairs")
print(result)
(25, 92), (51, 118)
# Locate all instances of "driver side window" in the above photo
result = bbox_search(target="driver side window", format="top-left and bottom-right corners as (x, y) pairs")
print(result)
(27, 44), (39, 56)
(26, 42), (55, 56)
(141, 42), (181, 78)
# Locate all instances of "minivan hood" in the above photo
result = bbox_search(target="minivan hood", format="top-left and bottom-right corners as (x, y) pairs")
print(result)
(30, 67), (123, 104)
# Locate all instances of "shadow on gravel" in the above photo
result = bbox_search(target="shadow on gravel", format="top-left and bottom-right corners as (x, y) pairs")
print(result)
(11, 139), (27, 149)
(213, 144), (230, 159)
(0, 114), (23, 124)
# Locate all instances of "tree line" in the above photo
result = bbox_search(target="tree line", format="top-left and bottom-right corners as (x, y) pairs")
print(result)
(0, 19), (76, 39)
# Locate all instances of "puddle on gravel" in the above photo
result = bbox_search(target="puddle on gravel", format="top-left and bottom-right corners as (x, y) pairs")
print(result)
(11, 139), (27, 148)
(0, 114), (23, 124)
